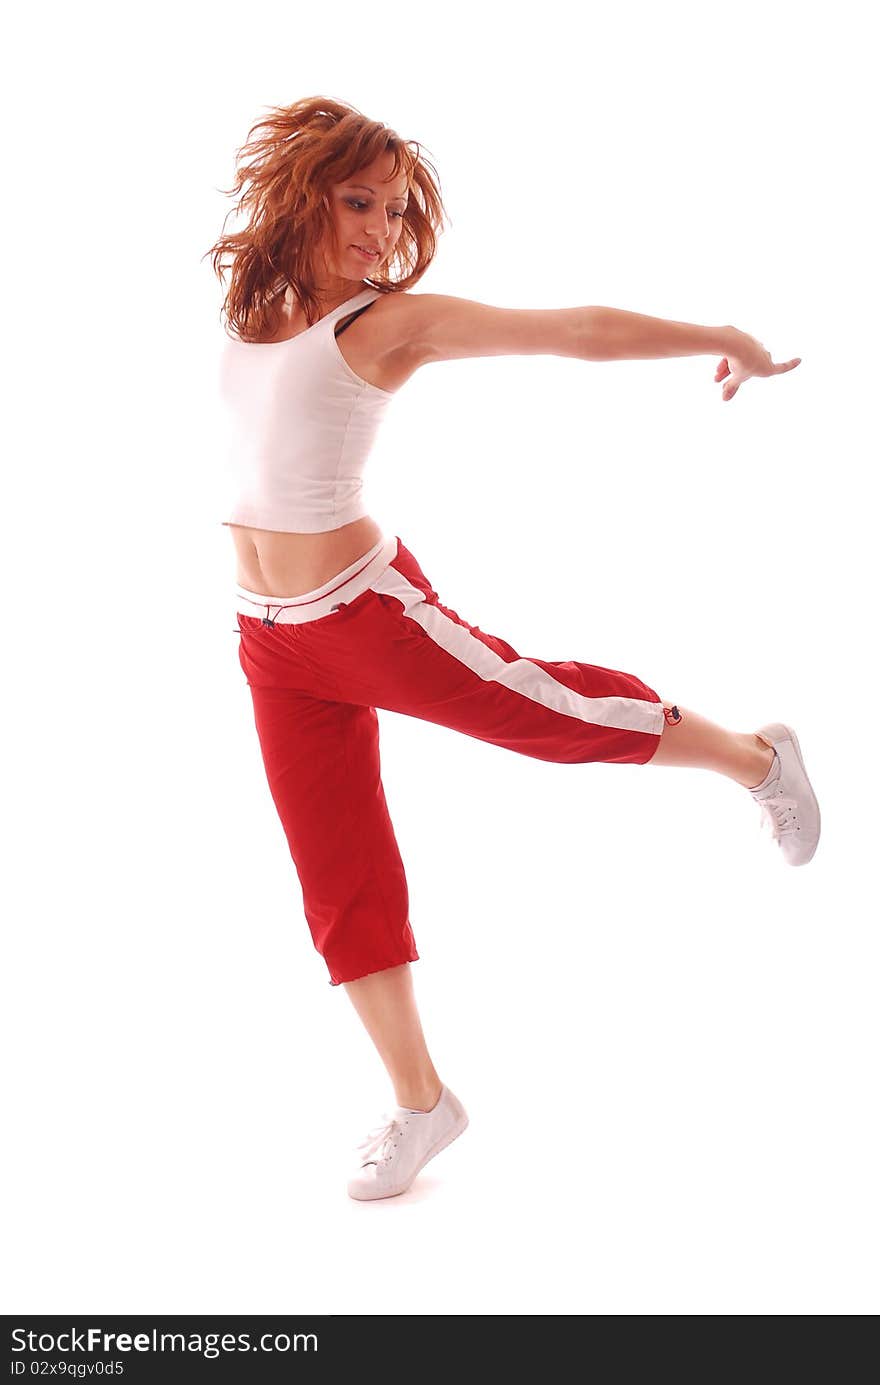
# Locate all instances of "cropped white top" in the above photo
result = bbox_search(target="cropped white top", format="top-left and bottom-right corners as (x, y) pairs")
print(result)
(218, 284), (394, 533)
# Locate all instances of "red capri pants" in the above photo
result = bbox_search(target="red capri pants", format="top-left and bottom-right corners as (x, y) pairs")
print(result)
(235, 534), (665, 987)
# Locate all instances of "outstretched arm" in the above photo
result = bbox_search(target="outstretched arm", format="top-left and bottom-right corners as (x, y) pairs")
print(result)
(579, 305), (801, 402)
(397, 294), (801, 401)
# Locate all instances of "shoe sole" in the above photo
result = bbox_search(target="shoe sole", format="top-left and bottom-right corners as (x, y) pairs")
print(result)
(758, 721), (821, 865)
(348, 1108), (470, 1201)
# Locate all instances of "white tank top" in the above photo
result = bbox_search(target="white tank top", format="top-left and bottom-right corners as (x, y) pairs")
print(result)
(218, 285), (393, 533)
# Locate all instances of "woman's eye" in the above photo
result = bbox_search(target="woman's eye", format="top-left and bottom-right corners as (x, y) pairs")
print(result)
(346, 199), (404, 219)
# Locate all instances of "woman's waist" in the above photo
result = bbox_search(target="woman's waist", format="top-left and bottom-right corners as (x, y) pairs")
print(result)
(228, 515), (386, 599)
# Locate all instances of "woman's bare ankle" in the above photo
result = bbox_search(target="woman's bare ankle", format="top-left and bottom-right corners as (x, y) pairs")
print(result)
(737, 734), (776, 789)
(395, 1079), (443, 1112)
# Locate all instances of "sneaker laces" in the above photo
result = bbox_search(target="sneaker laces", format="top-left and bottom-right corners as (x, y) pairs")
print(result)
(753, 784), (799, 840)
(356, 1113), (404, 1167)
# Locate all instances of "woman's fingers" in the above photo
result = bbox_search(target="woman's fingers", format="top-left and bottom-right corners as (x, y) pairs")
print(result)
(717, 355), (738, 399)
(717, 352), (801, 398)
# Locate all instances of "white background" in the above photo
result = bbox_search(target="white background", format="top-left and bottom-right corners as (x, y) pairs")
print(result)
(4, 0), (877, 1316)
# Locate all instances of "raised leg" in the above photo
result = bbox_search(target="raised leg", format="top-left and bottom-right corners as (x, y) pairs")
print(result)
(647, 701), (776, 789)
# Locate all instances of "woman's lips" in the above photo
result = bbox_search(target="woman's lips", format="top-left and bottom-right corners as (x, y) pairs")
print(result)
(352, 245), (380, 261)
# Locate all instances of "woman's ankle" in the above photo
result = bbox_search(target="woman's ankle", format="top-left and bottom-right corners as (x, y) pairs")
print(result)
(394, 1078), (443, 1112)
(736, 734), (777, 789)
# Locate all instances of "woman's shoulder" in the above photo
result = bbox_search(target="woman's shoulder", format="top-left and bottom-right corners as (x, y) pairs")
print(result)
(367, 286), (433, 351)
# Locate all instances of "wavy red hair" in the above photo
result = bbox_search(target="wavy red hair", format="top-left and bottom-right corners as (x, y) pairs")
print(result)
(204, 95), (448, 343)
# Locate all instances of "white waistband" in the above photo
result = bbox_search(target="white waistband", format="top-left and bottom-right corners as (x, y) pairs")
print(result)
(234, 534), (398, 625)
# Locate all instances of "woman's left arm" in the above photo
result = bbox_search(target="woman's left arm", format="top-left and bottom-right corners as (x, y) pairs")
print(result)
(579, 305), (801, 402)
(395, 293), (801, 402)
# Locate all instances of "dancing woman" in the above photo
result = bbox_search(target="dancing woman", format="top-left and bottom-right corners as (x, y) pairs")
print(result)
(206, 96), (817, 1202)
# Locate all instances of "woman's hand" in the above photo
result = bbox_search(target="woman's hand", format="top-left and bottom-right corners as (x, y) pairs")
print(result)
(715, 328), (802, 401)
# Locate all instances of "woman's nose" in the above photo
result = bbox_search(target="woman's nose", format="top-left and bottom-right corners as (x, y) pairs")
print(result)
(365, 214), (390, 238)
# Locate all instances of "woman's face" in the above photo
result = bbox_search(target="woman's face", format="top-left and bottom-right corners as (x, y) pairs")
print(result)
(323, 153), (410, 282)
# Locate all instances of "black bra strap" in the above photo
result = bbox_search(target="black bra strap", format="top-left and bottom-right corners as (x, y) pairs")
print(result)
(334, 299), (377, 338)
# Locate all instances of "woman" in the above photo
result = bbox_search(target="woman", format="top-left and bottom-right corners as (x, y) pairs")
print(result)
(206, 96), (818, 1203)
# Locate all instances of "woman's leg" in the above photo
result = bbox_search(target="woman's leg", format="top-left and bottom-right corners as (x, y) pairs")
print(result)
(342, 963), (443, 1112)
(648, 701), (776, 788)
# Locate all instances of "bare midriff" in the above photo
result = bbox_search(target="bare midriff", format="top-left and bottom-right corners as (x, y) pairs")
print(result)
(229, 515), (386, 598)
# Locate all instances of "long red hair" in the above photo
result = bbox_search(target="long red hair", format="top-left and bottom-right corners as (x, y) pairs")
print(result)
(205, 95), (448, 343)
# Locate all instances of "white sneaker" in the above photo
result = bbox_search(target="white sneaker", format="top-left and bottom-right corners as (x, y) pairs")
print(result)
(749, 722), (821, 866)
(347, 1084), (469, 1201)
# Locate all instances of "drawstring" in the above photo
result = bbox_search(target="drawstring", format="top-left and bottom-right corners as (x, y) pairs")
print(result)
(233, 604), (281, 633)
(234, 600), (348, 633)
